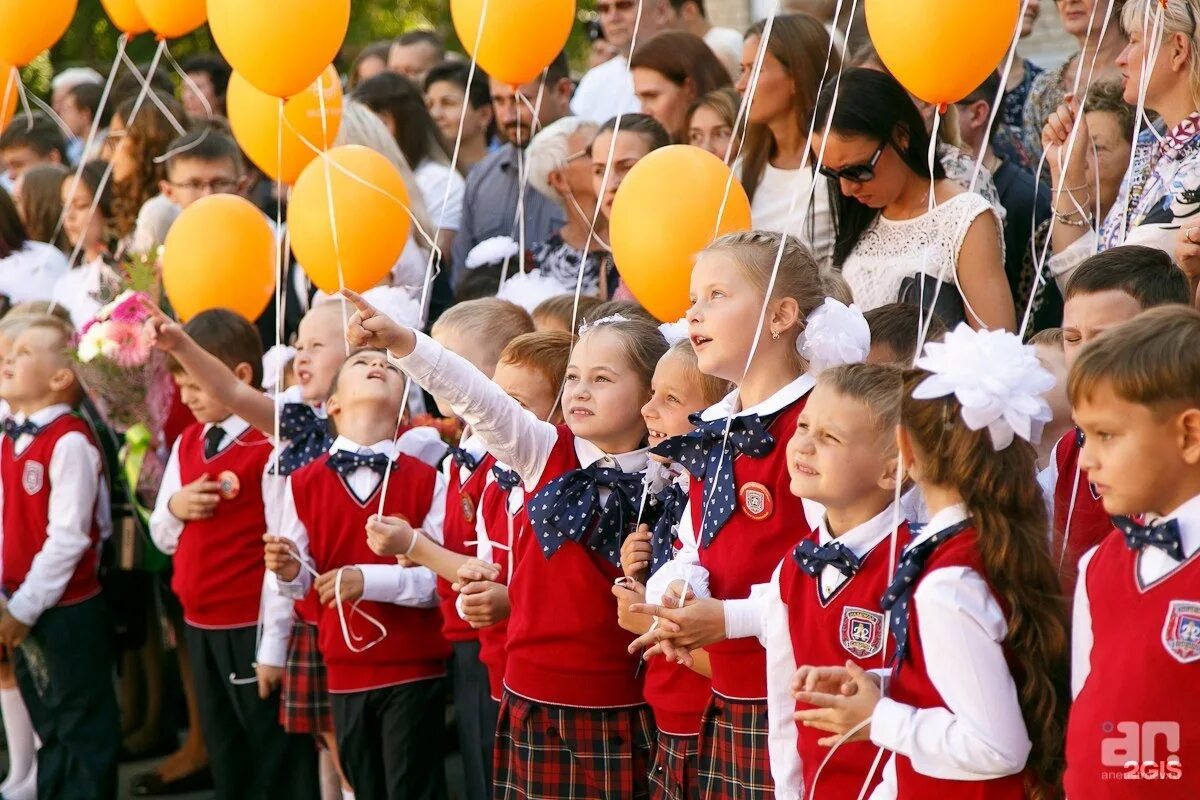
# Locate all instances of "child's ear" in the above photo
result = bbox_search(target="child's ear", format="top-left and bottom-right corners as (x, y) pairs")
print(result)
(325, 393), (341, 419)
(160, 179), (175, 204)
(232, 362), (255, 386)
(48, 365), (77, 396)
(1179, 407), (1200, 466)
(772, 297), (801, 334)
(895, 424), (918, 478)
(877, 453), (901, 492)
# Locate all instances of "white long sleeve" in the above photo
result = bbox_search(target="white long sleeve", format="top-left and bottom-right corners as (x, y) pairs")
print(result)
(257, 573), (295, 667)
(870, 566), (1031, 781)
(764, 561), (804, 800)
(274, 478), (314, 601)
(390, 332), (558, 489)
(723, 582), (772, 643)
(148, 438), (185, 555)
(1070, 545), (1098, 699)
(644, 503), (712, 604)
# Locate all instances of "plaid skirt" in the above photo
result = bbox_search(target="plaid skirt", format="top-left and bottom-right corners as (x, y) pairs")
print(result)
(648, 731), (700, 800)
(280, 620), (332, 735)
(494, 691), (657, 800)
(697, 695), (773, 800)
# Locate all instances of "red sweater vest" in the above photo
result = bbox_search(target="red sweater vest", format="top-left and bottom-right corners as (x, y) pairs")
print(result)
(476, 472), (519, 701)
(505, 427), (645, 707)
(693, 397), (812, 699)
(1064, 535), (1200, 799)
(1, 414), (102, 607)
(172, 423), (273, 628)
(780, 526), (905, 798)
(1052, 431), (1113, 595)
(291, 452), (450, 693)
(888, 529), (1026, 799)
(438, 450), (495, 643)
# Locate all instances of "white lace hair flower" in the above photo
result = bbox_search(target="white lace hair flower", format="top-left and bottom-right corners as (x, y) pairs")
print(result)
(913, 324), (1055, 450)
(465, 236), (520, 270)
(578, 313), (631, 336)
(360, 285), (423, 330)
(658, 317), (689, 347)
(799, 297), (871, 372)
(261, 345), (297, 392)
(496, 270), (572, 313)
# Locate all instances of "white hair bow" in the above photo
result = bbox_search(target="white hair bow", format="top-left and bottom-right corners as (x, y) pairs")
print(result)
(359, 286), (423, 330)
(465, 236), (520, 270)
(658, 317), (688, 347)
(799, 298), (871, 372)
(496, 270), (571, 313)
(261, 345), (297, 392)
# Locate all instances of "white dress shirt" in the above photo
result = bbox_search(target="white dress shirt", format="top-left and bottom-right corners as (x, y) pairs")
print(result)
(1071, 492), (1200, 699)
(868, 504), (1031, 797)
(762, 504), (905, 800)
(4, 404), (106, 626)
(570, 56), (640, 123)
(0, 241), (69, 305)
(51, 259), (106, 329)
(275, 436), (446, 608)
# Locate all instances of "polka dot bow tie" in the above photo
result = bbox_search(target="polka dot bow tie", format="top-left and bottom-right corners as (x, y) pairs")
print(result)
(527, 465), (644, 567)
(2, 418), (40, 442)
(650, 413), (775, 547)
(1113, 516), (1184, 561)
(277, 403), (333, 476)
(793, 539), (862, 579)
(880, 519), (971, 670)
(649, 481), (688, 574)
(491, 465), (521, 494)
(446, 446), (478, 472)
(325, 449), (394, 478)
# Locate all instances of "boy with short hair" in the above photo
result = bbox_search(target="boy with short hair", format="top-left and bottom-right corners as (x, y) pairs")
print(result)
(150, 309), (317, 800)
(1042, 245), (1191, 591)
(264, 349), (450, 800)
(0, 114), (67, 184)
(161, 129), (248, 209)
(863, 303), (947, 365)
(0, 314), (119, 800)
(1064, 305), (1200, 799)
(530, 293), (602, 333)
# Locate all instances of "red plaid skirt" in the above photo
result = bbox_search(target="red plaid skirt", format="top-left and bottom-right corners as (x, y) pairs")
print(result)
(648, 731), (700, 800)
(697, 695), (773, 800)
(494, 691), (656, 800)
(280, 620), (332, 734)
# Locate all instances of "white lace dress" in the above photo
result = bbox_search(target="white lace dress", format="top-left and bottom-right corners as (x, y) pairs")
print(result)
(840, 191), (999, 312)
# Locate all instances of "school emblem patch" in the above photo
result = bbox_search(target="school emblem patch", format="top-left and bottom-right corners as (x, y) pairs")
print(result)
(460, 494), (475, 524)
(217, 471), (240, 501)
(840, 606), (884, 659)
(1161, 600), (1200, 664)
(21, 461), (43, 496)
(738, 482), (773, 521)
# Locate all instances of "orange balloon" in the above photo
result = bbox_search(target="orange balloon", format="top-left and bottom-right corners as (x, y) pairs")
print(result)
(162, 195), (275, 323)
(100, 0), (149, 35)
(209, 0), (349, 99)
(135, 0), (205, 39)
(0, 65), (17, 132)
(0, 0), (77, 66)
(451, 0), (575, 86)
(227, 67), (342, 184)
(866, 0), (1019, 106)
(610, 145), (752, 322)
(289, 145), (414, 295)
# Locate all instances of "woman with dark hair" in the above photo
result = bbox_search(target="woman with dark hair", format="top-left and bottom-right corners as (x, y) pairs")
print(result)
(12, 164), (70, 252)
(630, 30), (732, 143)
(52, 161), (118, 327)
(735, 13), (839, 262)
(811, 69), (1014, 331)
(0, 186), (68, 305)
(424, 61), (496, 176)
(349, 41), (391, 89)
(353, 71), (465, 257)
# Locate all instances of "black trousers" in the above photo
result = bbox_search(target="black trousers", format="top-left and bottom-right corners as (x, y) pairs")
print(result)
(451, 640), (500, 800)
(14, 596), (119, 800)
(331, 677), (448, 800)
(184, 624), (319, 800)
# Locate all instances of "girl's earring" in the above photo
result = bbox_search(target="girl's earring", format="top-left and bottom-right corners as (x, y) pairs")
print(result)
(771, 330), (780, 341)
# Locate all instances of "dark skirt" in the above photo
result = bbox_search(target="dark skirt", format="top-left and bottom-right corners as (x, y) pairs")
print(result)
(697, 694), (773, 800)
(648, 731), (700, 800)
(279, 620), (332, 735)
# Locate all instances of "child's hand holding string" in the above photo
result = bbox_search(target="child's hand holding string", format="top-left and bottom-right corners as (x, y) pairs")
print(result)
(620, 525), (652, 581)
(457, 581), (510, 628)
(793, 660), (881, 746)
(627, 593), (727, 666)
(141, 297), (187, 352)
(341, 288), (415, 355)
(316, 567), (363, 607)
(452, 558), (501, 590)
(365, 515), (415, 558)
(611, 578), (652, 635)
(262, 534), (301, 582)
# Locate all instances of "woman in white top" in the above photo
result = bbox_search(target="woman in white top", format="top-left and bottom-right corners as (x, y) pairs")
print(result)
(53, 161), (117, 328)
(810, 69), (1015, 331)
(735, 14), (838, 264)
(0, 189), (68, 306)
(353, 72), (465, 262)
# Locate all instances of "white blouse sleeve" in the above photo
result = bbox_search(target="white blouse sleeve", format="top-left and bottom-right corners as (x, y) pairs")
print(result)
(1070, 546), (1099, 699)
(644, 502), (711, 604)
(764, 561), (803, 800)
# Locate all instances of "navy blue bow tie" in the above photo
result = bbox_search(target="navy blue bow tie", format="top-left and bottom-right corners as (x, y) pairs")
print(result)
(277, 403), (333, 476)
(447, 446), (478, 472)
(3, 418), (40, 442)
(325, 449), (394, 478)
(1113, 515), (1184, 561)
(793, 538), (862, 579)
(526, 465), (644, 567)
(651, 413), (775, 547)
(491, 465), (521, 494)
(648, 480), (688, 574)
(881, 519), (971, 670)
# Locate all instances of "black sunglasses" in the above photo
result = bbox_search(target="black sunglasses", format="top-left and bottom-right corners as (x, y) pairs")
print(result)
(817, 142), (886, 184)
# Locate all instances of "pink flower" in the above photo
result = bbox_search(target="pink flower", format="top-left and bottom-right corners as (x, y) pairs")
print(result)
(80, 317), (97, 335)
(107, 321), (152, 368)
(109, 291), (149, 325)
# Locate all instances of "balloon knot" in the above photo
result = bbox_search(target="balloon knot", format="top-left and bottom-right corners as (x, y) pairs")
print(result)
(936, 102), (948, 115)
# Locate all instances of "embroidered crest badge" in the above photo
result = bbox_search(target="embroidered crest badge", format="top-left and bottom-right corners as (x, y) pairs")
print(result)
(738, 482), (773, 521)
(1162, 600), (1200, 664)
(22, 462), (43, 495)
(461, 494), (476, 524)
(840, 606), (885, 659)
(217, 471), (240, 500)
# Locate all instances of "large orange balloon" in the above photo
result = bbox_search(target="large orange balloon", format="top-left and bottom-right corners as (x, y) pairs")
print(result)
(289, 146), (414, 295)
(100, 0), (149, 35)
(162, 195), (275, 323)
(0, 0), (76, 66)
(209, 0), (349, 99)
(866, 0), (1019, 106)
(451, 0), (575, 87)
(135, 0), (205, 40)
(0, 65), (17, 132)
(227, 67), (342, 184)
(610, 145), (752, 322)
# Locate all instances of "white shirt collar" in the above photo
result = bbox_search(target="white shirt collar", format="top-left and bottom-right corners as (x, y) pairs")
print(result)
(907, 502), (971, 550)
(574, 436), (648, 474)
(203, 415), (250, 441)
(329, 436), (399, 459)
(277, 385), (326, 418)
(21, 403), (72, 427)
(460, 431), (488, 459)
(818, 502), (904, 559)
(1153, 492), (1200, 560)
(700, 373), (816, 422)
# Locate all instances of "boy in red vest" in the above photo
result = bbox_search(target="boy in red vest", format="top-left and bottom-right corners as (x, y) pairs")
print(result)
(1065, 306), (1200, 799)
(1041, 246), (1191, 592)
(0, 314), (119, 800)
(263, 348), (450, 800)
(149, 309), (317, 800)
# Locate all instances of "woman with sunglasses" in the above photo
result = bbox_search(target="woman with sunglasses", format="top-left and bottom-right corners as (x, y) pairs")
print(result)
(811, 68), (1016, 331)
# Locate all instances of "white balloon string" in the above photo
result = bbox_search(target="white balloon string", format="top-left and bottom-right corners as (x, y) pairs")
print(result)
(313, 67), (352, 358)
(154, 45), (214, 163)
(335, 565), (388, 652)
(968, 0), (1029, 194)
(14, 76), (73, 141)
(1118, 2), (1166, 245)
(117, 46), (188, 136)
(273, 98), (286, 479)
(807, 716), (880, 800)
